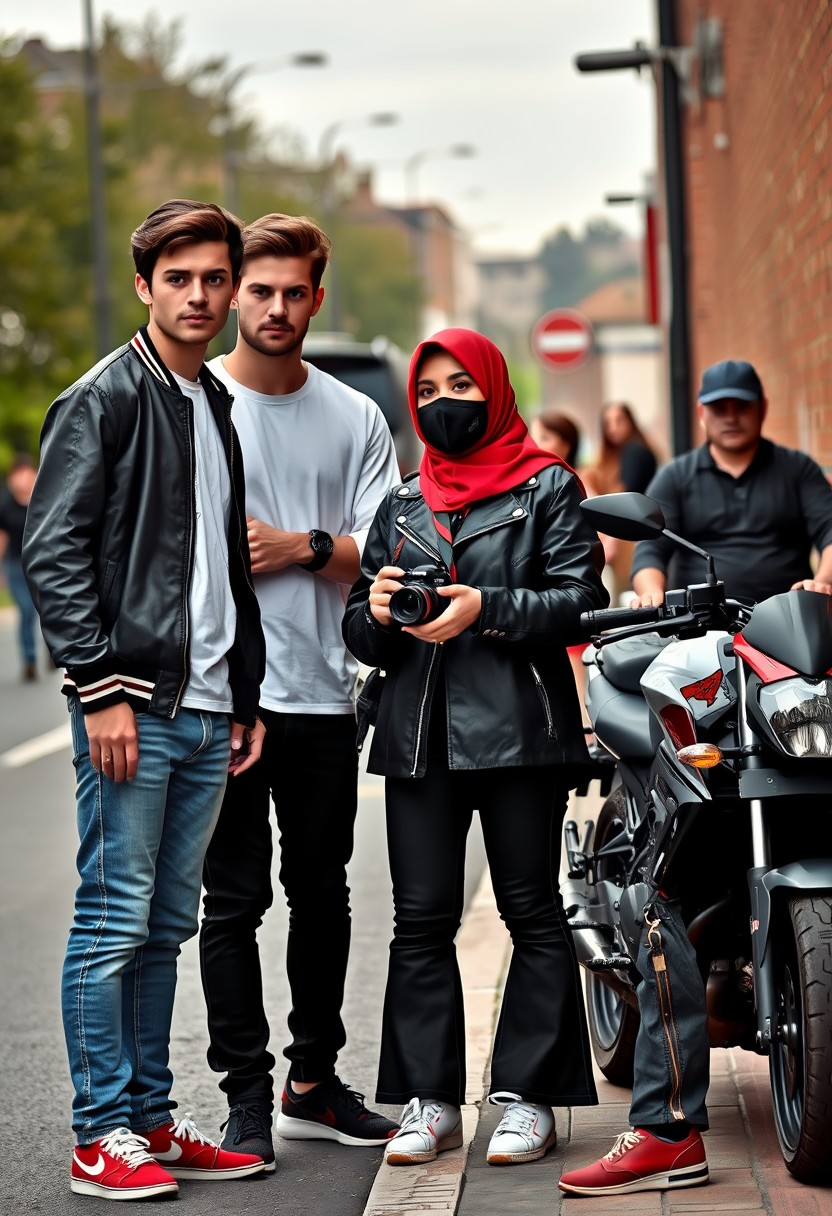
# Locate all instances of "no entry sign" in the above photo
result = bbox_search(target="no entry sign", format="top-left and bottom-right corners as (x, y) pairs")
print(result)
(531, 309), (594, 371)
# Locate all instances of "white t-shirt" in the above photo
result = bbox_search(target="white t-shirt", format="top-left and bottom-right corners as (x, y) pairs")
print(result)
(173, 373), (236, 713)
(209, 357), (399, 714)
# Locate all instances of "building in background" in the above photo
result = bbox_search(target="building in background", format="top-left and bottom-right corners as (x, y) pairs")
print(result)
(343, 171), (478, 337)
(671, 1), (832, 464)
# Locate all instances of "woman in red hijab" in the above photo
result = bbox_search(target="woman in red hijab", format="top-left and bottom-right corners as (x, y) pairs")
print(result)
(343, 329), (607, 1168)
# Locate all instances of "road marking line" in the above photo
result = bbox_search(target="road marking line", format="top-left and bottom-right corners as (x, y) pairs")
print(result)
(0, 723), (72, 768)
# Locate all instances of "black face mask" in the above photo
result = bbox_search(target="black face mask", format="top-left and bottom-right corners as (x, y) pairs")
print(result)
(419, 397), (488, 454)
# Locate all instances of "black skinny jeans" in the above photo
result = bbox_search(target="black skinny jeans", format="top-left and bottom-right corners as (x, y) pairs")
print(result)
(199, 709), (357, 1107)
(377, 764), (598, 1109)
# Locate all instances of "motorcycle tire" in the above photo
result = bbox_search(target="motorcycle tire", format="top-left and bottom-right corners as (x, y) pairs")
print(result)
(769, 895), (832, 1181)
(585, 786), (640, 1087)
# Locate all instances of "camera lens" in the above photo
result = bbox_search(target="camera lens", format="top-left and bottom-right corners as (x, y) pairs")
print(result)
(389, 586), (435, 626)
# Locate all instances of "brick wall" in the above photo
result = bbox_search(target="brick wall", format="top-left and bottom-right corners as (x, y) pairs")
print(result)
(677, 0), (832, 466)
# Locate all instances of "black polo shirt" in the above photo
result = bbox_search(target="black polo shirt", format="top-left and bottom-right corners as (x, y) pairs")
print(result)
(630, 439), (832, 601)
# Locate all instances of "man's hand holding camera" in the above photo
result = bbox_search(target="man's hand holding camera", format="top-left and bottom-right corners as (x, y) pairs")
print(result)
(368, 564), (481, 642)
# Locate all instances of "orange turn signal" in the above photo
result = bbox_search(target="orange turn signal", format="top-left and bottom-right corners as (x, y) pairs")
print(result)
(676, 743), (723, 768)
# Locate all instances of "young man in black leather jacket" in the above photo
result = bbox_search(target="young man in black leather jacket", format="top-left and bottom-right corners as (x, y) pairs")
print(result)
(23, 199), (267, 1201)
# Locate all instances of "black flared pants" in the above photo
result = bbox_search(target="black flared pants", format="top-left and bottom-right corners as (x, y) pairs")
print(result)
(377, 765), (598, 1108)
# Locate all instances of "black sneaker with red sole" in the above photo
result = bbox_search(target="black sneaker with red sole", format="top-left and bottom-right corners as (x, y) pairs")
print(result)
(276, 1077), (399, 1146)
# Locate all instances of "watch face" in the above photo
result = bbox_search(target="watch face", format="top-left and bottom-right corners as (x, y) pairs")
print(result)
(311, 530), (334, 557)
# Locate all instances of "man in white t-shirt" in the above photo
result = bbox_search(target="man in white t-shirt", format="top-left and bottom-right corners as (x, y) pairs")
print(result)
(199, 214), (400, 1165)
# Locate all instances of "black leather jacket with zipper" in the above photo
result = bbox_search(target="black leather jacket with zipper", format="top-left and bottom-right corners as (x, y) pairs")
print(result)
(342, 464), (608, 778)
(22, 327), (265, 724)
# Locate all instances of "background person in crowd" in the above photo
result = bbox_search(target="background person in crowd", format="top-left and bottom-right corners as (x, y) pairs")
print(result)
(0, 453), (40, 681)
(586, 401), (658, 601)
(631, 358), (832, 603)
(343, 328), (607, 1170)
(199, 213), (400, 1169)
(559, 357), (832, 1198)
(528, 406), (610, 714)
(22, 199), (267, 1201)
(529, 406), (581, 466)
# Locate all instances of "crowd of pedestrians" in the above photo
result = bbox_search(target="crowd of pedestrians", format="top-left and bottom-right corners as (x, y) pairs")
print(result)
(13, 195), (832, 1202)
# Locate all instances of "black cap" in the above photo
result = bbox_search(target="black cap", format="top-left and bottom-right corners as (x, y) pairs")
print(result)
(698, 359), (763, 404)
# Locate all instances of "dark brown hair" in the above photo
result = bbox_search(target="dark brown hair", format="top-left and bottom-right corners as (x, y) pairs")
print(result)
(131, 199), (244, 285)
(532, 408), (581, 466)
(242, 214), (332, 291)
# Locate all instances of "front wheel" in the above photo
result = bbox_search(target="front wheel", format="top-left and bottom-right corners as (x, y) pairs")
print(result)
(769, 896), (832, 1181)
(585, 787), (640, 1087)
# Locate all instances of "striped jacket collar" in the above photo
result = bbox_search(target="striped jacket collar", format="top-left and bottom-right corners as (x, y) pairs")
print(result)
(129, 326), (227, 399)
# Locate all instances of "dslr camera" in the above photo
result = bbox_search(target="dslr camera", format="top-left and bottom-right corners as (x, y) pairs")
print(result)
(389, 564), (451, 626)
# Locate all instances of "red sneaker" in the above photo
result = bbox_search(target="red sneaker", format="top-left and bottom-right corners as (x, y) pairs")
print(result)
(71, 1128), (179, 1199)
(558, 1127), (708, 1196)
(143, 1112), (266, 1180)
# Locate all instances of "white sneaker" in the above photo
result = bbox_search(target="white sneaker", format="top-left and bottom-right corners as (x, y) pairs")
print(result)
(384, 1098), (463, 1165)
(486, 1101), (557, 1165)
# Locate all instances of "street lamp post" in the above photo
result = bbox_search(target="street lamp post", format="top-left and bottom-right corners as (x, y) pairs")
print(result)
(316, 112), (400, 331)
(404, 143), (476, 203)
(81, 0), (111, 358)
(574, 11), (725, 455)
(220, 52), (327, 214)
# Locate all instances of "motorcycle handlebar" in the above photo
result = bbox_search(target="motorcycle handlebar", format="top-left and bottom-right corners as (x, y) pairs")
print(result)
(580, 604), (667, 631)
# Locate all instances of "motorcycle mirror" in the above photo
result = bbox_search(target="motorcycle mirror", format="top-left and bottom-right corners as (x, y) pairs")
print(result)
(580, 492), (667, 541)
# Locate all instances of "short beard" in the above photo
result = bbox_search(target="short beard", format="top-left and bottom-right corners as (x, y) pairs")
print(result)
(237, 313), (307, 358)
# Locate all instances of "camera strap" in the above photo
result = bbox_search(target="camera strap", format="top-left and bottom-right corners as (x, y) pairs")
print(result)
(432, 511), (458, 581)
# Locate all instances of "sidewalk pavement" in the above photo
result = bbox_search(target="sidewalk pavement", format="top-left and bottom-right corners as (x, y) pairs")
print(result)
(361, 794), (832, 1216)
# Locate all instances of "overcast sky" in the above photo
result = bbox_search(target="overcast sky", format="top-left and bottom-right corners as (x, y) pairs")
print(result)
(13, 0), (656, 256)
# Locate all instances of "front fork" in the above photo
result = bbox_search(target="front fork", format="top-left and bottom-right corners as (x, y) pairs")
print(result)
(737, 659), (777, 1052)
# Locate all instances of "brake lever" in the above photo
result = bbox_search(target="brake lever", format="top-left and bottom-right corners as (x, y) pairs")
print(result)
(590, 609), (699, 648)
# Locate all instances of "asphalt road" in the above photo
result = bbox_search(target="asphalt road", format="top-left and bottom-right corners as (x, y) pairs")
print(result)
(0, 615), (486, 1215)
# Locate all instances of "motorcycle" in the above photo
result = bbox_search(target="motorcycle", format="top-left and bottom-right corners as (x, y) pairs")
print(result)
(564, 490), (832, 1182)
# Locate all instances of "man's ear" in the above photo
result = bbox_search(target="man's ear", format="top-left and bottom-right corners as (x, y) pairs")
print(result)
(311, 286), (325, 318)
(696, 402), (706, 431)
(135, 272), (152, 306)
(759, 396), (768, 426)
(230, 277), (241, 309)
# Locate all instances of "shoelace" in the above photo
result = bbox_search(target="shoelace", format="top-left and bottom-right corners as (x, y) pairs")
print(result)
(398, 1098), (442, 1133)
(98, 1128), (154, 1168)
(169, 1112), (215, 1146)
(606, 1130), (644, 1160)
(495, 1102), (538, 1138)
(222, 1105), (272, 1143)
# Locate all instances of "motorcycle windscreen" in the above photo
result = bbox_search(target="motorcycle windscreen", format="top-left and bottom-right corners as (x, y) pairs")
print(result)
(741, 590), (832, 677)
(758, 676), (832, 758)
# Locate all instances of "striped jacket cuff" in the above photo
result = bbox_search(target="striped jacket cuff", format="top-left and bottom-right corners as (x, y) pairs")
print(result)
(63, 666), (156, 713)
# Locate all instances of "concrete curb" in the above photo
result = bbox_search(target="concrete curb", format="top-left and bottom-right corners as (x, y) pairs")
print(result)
(360, 867), (510, 1216)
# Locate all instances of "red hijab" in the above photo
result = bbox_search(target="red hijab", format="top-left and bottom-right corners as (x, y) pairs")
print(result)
(409, 328), (574, 512)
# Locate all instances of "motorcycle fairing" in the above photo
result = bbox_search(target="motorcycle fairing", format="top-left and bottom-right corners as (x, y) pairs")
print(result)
(740, 589), (832, 678)
(642, 633), (737, 737)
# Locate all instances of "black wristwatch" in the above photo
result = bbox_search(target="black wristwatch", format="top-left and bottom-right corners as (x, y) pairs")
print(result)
(301, 529), (334, 572)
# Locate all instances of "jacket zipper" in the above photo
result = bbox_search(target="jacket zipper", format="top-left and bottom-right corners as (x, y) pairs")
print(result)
(529, 661), (557, 739)
(411, 644), (441, 776)
(394, 521), (443, 565)
(172, 399), (197, 716)
(646, 914), (686, 1121)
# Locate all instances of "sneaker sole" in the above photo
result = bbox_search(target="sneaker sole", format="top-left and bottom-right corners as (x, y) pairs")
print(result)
(384, 1130), (464, 1166)
(276, 1112), (396, 1147)
(163, 1161), (266, 1180)
(558, 1162), (709, 1195)
(70, 1178), (180, 1200)
(487, 1127), (558, 1165)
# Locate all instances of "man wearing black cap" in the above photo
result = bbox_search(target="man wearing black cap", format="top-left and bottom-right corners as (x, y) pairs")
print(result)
(630, 358), (832, 604)
(558, 358), (832, 1198)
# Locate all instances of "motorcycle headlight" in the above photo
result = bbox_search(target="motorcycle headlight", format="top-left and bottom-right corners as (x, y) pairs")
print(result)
(759, 677), (832, 758)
